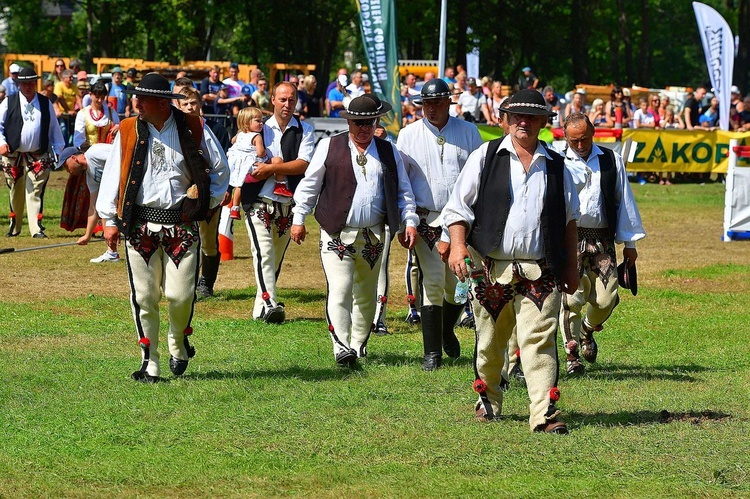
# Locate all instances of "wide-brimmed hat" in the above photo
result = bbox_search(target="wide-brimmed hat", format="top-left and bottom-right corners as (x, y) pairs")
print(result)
(499, 89), (556, 117)
(125, 72), (184, 99)
(339, 94), (392, 119)
(16, 67), (39, 82)
(617, 259), (637, 296)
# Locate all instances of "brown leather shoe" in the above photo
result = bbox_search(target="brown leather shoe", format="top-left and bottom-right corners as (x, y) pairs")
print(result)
(534, 420), (568, 434)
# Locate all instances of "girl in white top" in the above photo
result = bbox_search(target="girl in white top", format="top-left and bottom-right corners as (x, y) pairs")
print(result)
(228, 106), (271, 219)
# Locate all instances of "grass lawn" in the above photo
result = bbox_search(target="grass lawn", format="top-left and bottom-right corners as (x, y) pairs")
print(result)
(1, 174), (749, 497)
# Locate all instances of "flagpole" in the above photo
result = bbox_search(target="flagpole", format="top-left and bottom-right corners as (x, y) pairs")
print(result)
(438, 0), (447, 78)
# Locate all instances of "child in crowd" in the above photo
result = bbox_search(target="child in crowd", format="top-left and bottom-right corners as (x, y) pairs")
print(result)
(633, 97), (656, 128)
(227, 107), (286, 219)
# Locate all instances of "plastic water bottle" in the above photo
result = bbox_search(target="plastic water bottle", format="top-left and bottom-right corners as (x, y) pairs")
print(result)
(454, 258), (473, 304)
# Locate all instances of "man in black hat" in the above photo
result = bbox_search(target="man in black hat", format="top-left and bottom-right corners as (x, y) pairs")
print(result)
(0, 67), (65, 238)
(396, 78), (483, 370)
(96, 73), (229, 382)
(558, 113), (644, 375)
(442, 89), (580, 433)
(290, 94), (418, 367)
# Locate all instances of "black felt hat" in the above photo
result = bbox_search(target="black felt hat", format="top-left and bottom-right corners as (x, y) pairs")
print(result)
(499, 89), (557, 117)
(617, 259), (638, 296)
(16, 67), (40, 82)
(124, 72), (184, 99)
(339, 94), (392, 120)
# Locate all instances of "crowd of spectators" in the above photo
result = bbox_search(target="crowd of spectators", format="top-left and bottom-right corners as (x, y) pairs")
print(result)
(3, 59), (748, 147)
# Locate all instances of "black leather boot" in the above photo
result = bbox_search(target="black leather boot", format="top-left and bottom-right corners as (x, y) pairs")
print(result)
(421, 305), (443, 371)
(197, 253), (221, 299)
(442, 300), (464, 359)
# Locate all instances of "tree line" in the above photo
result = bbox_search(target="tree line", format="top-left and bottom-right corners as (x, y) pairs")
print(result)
(1, 0), (747, 94)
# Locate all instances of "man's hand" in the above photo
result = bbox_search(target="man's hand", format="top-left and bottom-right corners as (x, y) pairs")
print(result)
(291, 224), (306, 244)
(251, 161), (274, 180)
(398, 226), (417, 249)
(623, 247), (638, 267)
(448, 243), (471, 281)
(437, 241), (450, 262)
(103, 225), (120, 250)
(220, 191), (232, 206)
(0, 144), (9, 156)
(560, 265), (580, 295)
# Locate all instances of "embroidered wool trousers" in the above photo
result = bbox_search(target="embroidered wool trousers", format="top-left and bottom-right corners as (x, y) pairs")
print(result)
(472, 256), (562, 430)
(245, 201), (292, 318)
(2, 152), (53, 236)
(125, 221), (199, 377)
(321, 225), (385, 359)
(560, 229), (619, 348)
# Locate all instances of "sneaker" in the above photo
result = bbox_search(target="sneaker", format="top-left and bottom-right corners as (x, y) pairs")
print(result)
(229, 206), (241, 220)
(90, 250), (120, 263)
(273, 182), (294, 198)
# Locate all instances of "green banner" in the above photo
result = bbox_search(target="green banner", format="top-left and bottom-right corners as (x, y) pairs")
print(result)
(357, 0), (401, 135)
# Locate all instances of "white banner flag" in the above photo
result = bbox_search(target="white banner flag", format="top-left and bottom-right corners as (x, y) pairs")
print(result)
(693, 2), (735, 131)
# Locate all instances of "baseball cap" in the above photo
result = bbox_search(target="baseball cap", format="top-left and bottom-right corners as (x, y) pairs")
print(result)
(522, 66), (531, 72)
(127, 68), (137, 77)
(111, 66), (123, 75)
(337, 74), (348, 86)
(731, 85), (740, 94)
(9, 63), (21, 74)
(575, 88), (587, 95)
(241, 84), (253, 95)
(467, 77), (477, 86)
(229, 62), (239, 69)
(57, 147), (79, 170)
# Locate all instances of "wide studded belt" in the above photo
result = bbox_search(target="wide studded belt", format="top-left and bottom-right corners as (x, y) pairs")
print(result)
(133, 205), (182, 224)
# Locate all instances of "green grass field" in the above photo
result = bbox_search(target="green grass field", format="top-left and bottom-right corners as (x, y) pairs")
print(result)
(1, 175), (749, 497)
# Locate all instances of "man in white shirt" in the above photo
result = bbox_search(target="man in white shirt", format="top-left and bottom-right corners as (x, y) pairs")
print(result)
(97, 73), (229, 382)
(398, 78), (483, 370)
(239, 82), (315, 323)
(442, 89), (580, 434)
(345, 71), (365, 99)
(456, 77), (491, 123)
(559, 113), (645, 375)
(0, 67), (65, 238)
(291, 94), (418, 367)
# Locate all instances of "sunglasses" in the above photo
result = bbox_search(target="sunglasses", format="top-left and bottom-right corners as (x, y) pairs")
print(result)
(56, 64), (65, 68)
(353, 118), (376, 127)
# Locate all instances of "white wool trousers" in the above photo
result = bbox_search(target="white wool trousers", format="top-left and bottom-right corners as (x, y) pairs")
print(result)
(245, 201), (292, 318)
(320, 225), (385, 359)
(125, 221), (200, 377)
